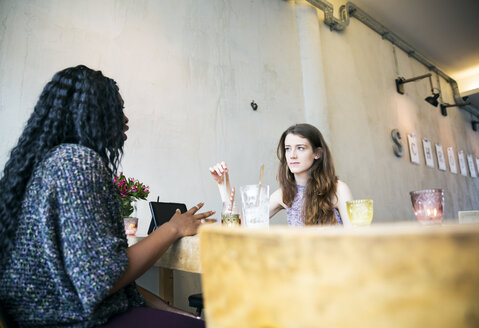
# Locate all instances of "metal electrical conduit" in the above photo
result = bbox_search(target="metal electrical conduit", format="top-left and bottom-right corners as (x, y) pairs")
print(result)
(305, 0), (479, 118)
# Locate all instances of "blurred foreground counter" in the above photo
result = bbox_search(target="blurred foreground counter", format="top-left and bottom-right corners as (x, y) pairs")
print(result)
(199, 222), (479, 328)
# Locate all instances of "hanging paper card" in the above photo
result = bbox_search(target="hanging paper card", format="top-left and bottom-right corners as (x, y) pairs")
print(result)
(435, 144), (447, 171)
(422, 138), (434, 168)
(458, 151), (467, 176)
(447, 147), (457, 174)
(407, 133), (420, 164)
(467, 154), (477, 178)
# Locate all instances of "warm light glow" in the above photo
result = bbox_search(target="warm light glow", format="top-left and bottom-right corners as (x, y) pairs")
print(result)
(425, 208), (438, 217)
(451, 65), (479, 93)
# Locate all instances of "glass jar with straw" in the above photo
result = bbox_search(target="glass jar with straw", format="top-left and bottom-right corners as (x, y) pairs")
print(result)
(222, 187), (241, 226)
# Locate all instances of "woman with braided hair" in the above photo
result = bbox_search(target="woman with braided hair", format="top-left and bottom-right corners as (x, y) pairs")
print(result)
(0, 65), (212, 327)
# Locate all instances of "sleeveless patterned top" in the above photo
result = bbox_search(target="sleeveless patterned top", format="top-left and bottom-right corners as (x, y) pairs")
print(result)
(286, 185), (342, 226)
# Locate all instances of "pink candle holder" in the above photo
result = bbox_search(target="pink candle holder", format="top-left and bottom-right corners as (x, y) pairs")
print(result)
(123, 217), (139, 236)
(409, 189), (444, 225)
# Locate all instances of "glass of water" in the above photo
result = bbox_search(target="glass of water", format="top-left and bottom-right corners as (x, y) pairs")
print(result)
(240, 184), (270, 228)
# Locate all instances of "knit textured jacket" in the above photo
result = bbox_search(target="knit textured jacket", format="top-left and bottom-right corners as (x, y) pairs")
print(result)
(0, 144), (144, 327)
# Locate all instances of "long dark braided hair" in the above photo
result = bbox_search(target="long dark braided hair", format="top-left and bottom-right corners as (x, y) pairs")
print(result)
(0, 65), (125, 264)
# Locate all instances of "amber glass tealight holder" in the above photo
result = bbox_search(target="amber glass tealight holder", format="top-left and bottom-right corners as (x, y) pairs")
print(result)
(346, 199), (374, 226)
(409, 189), (444, 225)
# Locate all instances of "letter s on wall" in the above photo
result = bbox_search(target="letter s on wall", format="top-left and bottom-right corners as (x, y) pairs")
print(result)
(391, 129), (404, 157)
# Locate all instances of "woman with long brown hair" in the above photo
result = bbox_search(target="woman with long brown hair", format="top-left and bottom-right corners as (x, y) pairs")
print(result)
(210, 123), (352, 226)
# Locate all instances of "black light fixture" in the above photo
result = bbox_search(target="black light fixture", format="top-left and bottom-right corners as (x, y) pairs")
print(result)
(439, 103), (455, 116)
(425, 93), (440, 107)
(395, 73), (440, 107)
(439, 98), (472, 116)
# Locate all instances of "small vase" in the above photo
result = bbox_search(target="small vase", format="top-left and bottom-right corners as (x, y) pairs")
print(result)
(130, 200), (138, 218)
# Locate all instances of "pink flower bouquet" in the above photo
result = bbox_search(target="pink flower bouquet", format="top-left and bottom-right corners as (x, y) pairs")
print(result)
(114, 173), (150, 218)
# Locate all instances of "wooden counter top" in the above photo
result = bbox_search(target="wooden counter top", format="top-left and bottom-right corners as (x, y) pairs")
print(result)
(128, 235), (201, 273)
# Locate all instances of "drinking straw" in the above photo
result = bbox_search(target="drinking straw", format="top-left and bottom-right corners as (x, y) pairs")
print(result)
(228, 187), (236, 212)
(255, 164), (264, 206)
(225, 166), (231, 191)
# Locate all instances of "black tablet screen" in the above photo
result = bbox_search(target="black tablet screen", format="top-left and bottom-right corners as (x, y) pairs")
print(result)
(148, 202), (187, 234)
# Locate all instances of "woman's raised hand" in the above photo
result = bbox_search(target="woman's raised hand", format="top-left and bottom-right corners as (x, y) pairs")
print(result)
(209, 161), (229, 184)
(168, 202), (215, 238)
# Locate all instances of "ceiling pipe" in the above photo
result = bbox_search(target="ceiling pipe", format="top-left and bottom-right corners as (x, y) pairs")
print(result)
(305, 0), (479, 118)
(304, 0), (350, 31)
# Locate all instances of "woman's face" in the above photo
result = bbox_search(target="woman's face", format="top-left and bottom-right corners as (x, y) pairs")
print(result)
(123, 114), (129, 140)
(119, 94), (129, 140)
(284, 133), (320, 177)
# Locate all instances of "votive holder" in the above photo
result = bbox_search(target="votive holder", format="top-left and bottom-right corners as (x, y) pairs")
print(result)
(346, 199), (374, 226)
(409, 189), (444, 225)
(123, 217), (139, 236)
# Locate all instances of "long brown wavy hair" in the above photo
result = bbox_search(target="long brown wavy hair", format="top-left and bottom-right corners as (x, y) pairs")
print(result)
(277, 124), (338, 225)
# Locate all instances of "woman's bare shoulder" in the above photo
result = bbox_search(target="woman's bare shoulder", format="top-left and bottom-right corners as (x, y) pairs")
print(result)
(336, 180), (353, 200)
(337, 179), (350, 190)
(271, 188), (283, 201)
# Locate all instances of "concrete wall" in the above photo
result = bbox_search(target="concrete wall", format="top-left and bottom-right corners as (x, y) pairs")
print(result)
(319, 0), (479, 222)
(0, 0), (302, 226)
(1, 0), (478, 314)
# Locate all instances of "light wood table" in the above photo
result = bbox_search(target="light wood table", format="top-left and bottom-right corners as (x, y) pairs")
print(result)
(200, 222), (479, 328)
(128, 235), (201, 305)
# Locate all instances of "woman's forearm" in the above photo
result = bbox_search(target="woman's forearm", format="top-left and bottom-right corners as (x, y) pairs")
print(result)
(269, 188), (285, 218)
(109, 203), (213, 295)
(218, 181), (230, 203)
(109, 222), (180, 294)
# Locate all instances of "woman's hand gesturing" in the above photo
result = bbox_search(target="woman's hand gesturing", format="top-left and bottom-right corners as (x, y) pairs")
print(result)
(209, 161), (229, 184)
(168, 202), (215, 238)
(209, 161), (231, 203)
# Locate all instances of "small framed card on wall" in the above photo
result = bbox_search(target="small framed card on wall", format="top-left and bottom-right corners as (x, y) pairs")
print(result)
(447, 147), (457, 174)
(435, 144), (447, 171)
(467, 154), (477, 178)
(458, 150), (467, 176)
(422, 138), (434, 168)
(407, 133), (420, 164)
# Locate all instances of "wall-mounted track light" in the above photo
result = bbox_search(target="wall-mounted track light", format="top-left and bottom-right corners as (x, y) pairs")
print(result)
(439, 103), (456, 116)
(440, 98), (472, 116)
(395, 73), (440, 107)
(472, 121), (479, 132)
(425, 93), (440, 107)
